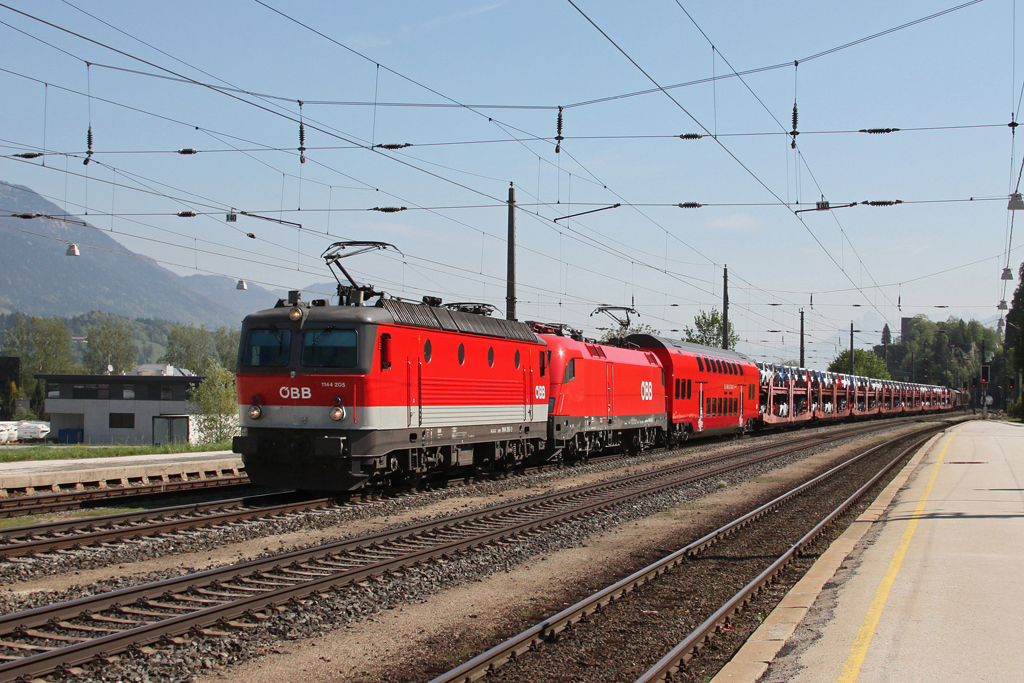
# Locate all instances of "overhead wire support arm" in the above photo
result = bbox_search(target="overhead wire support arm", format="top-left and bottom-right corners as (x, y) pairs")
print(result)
(553, 203), (621, 222)
(793, 200), (857, 214)
(238, 210), (303, 229)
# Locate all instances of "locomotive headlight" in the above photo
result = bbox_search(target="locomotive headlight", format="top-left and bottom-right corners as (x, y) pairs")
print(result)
(330, 406), (346, 421)
(248, 405), (262, 420)
(288, 307), (303, 321)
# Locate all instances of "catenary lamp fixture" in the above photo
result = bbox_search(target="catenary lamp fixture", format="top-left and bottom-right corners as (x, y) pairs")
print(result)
(65, 243), (80, 256)
(236, 279), (247, 290)
(1002, 267), (1014, 281)
(1009, 192), (1024, 210)
(998, 300), (1009, 310)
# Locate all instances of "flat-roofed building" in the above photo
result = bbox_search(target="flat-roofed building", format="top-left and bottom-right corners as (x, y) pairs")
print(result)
(35, 365), (203, 445)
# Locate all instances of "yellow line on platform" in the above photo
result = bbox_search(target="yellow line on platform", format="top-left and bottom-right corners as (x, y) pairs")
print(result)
(835, 424), (962, 683)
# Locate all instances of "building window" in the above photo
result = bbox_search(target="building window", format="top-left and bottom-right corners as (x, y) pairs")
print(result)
(160, 385), (172, 400)
(98, 384), (110, 399)
(123, 385), (135, 399)
(109, 413), (135, 429)
(47, 382), (60, 398)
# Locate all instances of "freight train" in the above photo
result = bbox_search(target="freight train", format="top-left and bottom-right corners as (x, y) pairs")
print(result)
(231, 241), (966, 492)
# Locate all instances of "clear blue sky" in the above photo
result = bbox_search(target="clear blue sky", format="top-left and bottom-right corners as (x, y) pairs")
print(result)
(1, 0), (1020, 368)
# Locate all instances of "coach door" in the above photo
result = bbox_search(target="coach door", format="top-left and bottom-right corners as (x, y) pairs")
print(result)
(606, 364), (614, 421)
(406, 358), (422, 428)
(739, 386), (744, 427)
(697, 382), (705, 432)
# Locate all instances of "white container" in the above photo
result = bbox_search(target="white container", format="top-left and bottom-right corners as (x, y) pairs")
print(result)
(16, 421), (51, 442)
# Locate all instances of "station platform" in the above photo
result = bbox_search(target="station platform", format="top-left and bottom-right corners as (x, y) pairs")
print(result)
(0, 450), (244, 496)
(714, 419), (1024, 683)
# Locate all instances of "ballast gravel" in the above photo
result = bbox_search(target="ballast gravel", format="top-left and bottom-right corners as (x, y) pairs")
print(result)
(0, 419), (957, 683)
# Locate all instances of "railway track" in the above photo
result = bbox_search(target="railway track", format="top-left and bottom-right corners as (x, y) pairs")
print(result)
(0, 416), (948, 561)
(0, 475), (251, 519)
(427, 424), (942, 683)
(0, 415), (929, 682)
(0, 491), (329, 560)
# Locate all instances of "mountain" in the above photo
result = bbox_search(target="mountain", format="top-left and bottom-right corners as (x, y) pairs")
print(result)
(0, 181), (262, 327)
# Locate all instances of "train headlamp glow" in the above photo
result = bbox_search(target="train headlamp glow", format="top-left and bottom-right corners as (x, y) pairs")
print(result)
(248, 405), (262, 420)
(288, 307), (303, 321)
(330, 406), (346, 421)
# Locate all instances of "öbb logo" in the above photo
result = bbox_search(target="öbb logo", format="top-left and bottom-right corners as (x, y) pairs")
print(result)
(640, 381), (654, 401)
(280, 387), (312, 400)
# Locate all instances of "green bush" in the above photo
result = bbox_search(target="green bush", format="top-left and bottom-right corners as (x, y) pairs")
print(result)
(1007, 399), (1023, 420)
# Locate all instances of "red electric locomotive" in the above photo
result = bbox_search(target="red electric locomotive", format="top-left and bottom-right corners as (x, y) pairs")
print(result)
(538, 328), (667, 459)
(232, 242), (548, 491)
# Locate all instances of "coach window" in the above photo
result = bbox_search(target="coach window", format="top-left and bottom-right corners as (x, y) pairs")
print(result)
(424, 339), (432, 363)
(687, 379), (692, 399)
(696, 356), (704, 372)
(563, 358), (576, 383)
(739, 364), (745, 376)
(303, 329), (358, 368)
(515, 349), (521, 369)
(488, 347), (494, 368)
(243, 328), (292, 367)
(675, 378), (680, 399)
(715, 359), (723, 373)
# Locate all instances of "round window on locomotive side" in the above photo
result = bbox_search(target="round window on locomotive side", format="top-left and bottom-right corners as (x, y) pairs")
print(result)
(514, 349), (521, 369)
(458, 343), (465, 365)
(488, 346), (494, 367)
(424, 339), (432, 363)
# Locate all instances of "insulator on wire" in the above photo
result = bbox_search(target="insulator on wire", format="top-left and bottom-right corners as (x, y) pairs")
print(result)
(12, 213), (42, 219)
(246, 232), (256, 239)
(177, 211), (197, 218)
(178, 148), (198, 155)
(14, 153), (43, 159)
(789, 104), (799, 149)
(298, 123), (306, 164)
(679, 133), (703, 140)
(371, 206), (407, 213)
(555, 106), (564, 154)
(374, 143), (413, 150)
(84, 126), (94, 165)
(677, 202), (703, 209)
(860, 200), (903, 206)
(859, 128), (900, 134)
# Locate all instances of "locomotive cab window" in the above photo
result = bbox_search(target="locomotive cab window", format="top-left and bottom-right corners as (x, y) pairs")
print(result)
(302, 329), (357, 368)
(563, 358), (576, 383)
(243, 328), (292, 367)
(539, 349), (545, 377)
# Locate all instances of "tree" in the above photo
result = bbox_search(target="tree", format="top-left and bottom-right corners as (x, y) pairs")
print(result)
(828, 349), (890, 379)
(159, 324), (215, 375)
(683, 308), (738, 349)
(599, 322), (657, 343)
(881, 324), (891, 346)
(212, 326), (240, 370)
(1008, 261), (1024, 373)
(83, 319), (137, 374)
(188, 366), (239, 444)
(0, 315), (78, 415)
